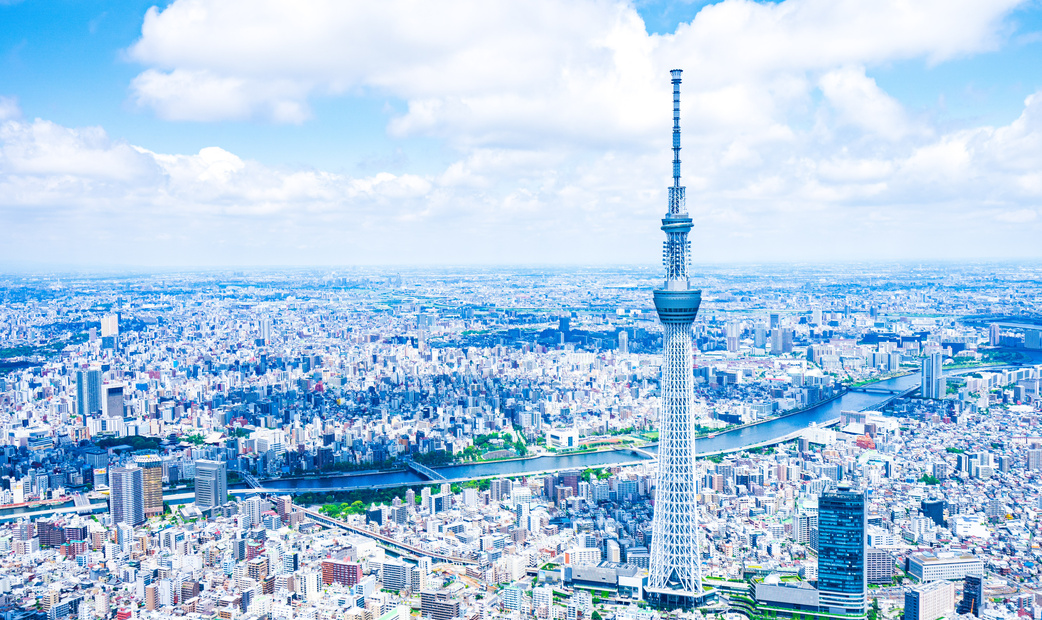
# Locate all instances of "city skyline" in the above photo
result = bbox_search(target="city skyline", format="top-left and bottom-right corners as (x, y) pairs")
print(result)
(3, 0), (1042, 268)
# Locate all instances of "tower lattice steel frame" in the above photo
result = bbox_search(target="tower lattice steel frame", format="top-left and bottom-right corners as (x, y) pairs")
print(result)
(647, 69), (704, 604)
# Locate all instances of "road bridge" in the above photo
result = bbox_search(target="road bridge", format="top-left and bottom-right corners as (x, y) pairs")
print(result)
(240, 472), (263, 489)
(847, 386), (906, 395)
(629, 447), (656, 459)
(405, 461), (447, 481)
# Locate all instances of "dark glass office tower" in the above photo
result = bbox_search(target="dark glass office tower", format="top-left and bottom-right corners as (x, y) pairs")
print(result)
(818, 487), (867, 615)
(959, 574), (983, 617)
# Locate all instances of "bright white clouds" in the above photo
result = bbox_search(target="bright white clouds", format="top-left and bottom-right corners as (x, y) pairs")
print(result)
(1, 0), (1041, 265)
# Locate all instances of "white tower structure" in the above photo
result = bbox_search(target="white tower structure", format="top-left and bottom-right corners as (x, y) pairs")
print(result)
(647, 69), (704, 608)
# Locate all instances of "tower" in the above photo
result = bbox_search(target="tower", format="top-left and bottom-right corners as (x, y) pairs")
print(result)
(647, 69), (705, 607)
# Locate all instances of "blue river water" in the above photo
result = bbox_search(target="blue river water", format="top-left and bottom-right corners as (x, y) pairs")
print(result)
(257, 373), (921, 492)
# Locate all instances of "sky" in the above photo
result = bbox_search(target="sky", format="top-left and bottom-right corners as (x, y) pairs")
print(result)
(2, 0), (1042, 268)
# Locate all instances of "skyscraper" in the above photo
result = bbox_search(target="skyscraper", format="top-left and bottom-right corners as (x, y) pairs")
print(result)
(818, 487), (867, 615)
(109, 466), (144, 527)
(195, 460), (228, 510)
(134, 454), (164, 517)
(76, 369), (102, 416)
(647, 69), (704, 608)
(921, 352), (944, 399)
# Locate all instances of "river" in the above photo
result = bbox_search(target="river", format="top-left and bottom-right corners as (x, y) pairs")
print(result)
(255, 372), (922, 492)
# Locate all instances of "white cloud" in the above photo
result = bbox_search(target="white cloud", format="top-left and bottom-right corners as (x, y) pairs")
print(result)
(3, 0), (1042, 265)
(819, 66), (919, 141)
(0, 97), (20, 122)
(125, 0), (1021, 144)
(995, 208), (1038, 223)
(131, 69), (312, 123)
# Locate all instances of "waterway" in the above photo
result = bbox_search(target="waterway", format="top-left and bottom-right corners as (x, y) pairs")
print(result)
(256, 372), (922, 493)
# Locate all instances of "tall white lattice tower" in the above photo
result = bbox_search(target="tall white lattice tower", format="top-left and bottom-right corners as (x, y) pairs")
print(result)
(647, 69), (704, 606)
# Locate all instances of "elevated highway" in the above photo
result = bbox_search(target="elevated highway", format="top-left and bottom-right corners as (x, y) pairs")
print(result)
(297, 506), (476, 565)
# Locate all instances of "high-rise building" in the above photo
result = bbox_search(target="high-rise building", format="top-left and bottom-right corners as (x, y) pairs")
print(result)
(771, 328), (793, 355)
(921, 498), (946, 527)
(134, 454), (164, 517)
(618, 330), (628, 354)
(104, 383), (124, 418)
(76, 369), (102, 416)
(647, 69), (704, 608)
(904, 580), (954, 620)
(866, 548), (895, 584)
(921, 352), (944, 399)
(109, 466), (144, 527)
(817, 487), (867, 615)
(794, 511), (818, 545)
(100, 314), (119, 350)
(960, 574), (983, 617)
(753, 323), (767, 349)
(100, 314), (119, 338)
(194, 460), (227, 510)
(725, 322), (740, 353)
(321, 559), (362, 586)
(1027, 449), (1042, 471)
(989, 324), (1001, 346)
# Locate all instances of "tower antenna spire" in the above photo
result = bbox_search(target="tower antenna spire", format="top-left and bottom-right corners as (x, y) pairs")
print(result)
(672, 69), (683, 192)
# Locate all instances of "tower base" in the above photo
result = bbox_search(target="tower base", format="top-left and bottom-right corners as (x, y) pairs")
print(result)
(646, 587), (716, 611)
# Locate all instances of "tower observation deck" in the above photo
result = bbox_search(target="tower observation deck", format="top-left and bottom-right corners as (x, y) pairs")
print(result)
(647, 69), (706, 609)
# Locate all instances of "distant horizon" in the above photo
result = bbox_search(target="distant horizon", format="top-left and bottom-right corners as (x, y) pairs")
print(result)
(3, 257), (1042, 278)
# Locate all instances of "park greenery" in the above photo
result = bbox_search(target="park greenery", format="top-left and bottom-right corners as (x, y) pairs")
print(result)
(94, 435), (160, 451)
(309, 464), (625, 515)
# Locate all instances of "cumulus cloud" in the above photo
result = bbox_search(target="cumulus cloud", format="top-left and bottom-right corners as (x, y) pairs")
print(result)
(125, 0), (1021, 142)
(3, 0), (1042, 265)
(3, 90), (1042, 266)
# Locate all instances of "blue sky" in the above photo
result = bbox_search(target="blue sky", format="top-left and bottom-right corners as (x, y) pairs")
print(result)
(2, 0), (1042, 267)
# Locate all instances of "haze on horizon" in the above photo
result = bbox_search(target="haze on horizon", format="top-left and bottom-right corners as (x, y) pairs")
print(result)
(2, 0), (1042, 268)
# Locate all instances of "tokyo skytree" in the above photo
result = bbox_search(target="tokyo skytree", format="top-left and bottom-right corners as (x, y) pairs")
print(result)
(647, 69), (704, 607)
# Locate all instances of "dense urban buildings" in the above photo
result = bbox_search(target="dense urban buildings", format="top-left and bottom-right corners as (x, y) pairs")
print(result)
(2, 249), (1042, 620)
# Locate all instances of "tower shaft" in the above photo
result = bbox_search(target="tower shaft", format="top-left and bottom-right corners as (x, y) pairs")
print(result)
(648, 69), (704, 603)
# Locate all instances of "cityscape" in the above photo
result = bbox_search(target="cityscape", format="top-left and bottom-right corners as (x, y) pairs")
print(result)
(3, 2), (1042, 620)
